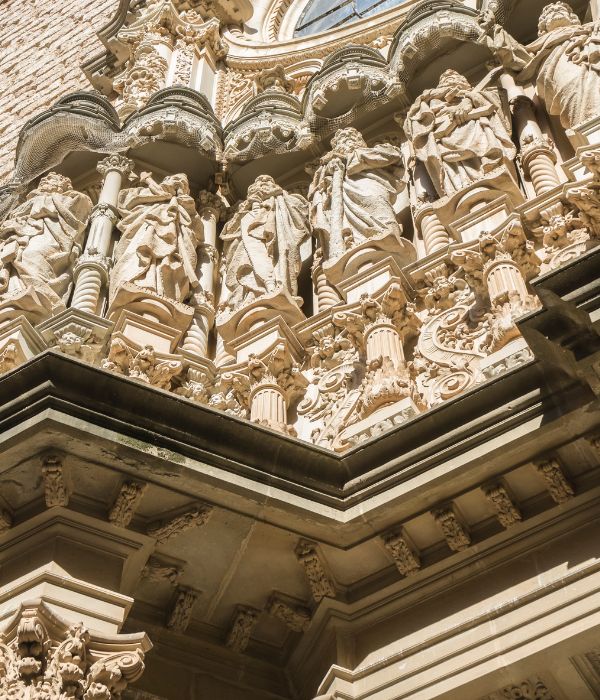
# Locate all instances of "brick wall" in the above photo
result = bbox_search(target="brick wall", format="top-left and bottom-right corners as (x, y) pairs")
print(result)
(0, 0), (118, 183)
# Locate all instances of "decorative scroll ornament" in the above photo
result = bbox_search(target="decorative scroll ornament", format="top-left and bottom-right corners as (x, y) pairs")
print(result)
(298, 323), (362, 447)
(0, 603), (149, 700)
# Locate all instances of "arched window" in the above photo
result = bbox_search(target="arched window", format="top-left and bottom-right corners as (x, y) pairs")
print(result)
(294, 0), (404, 37)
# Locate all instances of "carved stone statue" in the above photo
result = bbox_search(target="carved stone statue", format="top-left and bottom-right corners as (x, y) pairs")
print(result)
(309, 127), (409, 262)
(219, 175), (309, 313)
(0, 172), (92, 323)
(111, 172), (204, 304)
(481, 2), (600, 130)
(404, 70), (516, 198)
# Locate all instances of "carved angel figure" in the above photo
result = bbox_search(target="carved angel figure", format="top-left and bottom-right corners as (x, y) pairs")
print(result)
(0, 172), (92, 322)
(219, 175), (309, 312)
(481, 2), (600, 130)
(111, 172), (204, 303)
(309, 127), (409, 261)
(404, 70), (516, 198)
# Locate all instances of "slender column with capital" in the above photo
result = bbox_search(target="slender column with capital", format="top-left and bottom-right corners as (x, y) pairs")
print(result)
(71, 155), (134, 315)
(181, 192), (222, 358)
(500, 75), (561, 197)
(484, 253), (530, 310)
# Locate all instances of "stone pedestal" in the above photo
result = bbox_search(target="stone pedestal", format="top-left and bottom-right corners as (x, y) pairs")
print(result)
(0, 315), (45, 374)
(37, 307), (114, 365)
(322, 231), (416, 289)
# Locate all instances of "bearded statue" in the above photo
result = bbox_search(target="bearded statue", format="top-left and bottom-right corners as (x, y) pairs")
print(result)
(480, 2), (600, 130)
(219, 175), (310, 313)
(0, 172), (92, 324)
(308, 127), (411, 263)
(111, 172), (204, 304)
(404, 70), (516, 199)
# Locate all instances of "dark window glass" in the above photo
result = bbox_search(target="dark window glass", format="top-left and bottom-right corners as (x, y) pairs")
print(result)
(294, 0), (404, 37)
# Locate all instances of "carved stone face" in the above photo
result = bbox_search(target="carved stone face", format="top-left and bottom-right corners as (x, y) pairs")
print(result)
(538, 2), (580, 35)
(247, 175), (282, 202)
(438, 70), (471, 93)
(331, 127), (367, 156)
(35, 172), (72, 195)
(162, 174), (190, 196)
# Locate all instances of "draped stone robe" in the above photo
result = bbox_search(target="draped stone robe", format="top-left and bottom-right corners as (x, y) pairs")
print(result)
(405, 85), (516, 199)
(0, 180), (91, 318)
(112, 176), (204, 304)
(220, 189), (309, 313)
(309, 143), (406, 261)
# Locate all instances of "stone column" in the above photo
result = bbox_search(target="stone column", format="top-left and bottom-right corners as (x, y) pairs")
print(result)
(181, 192), (222, 357)
(71, 155), (134, 315)
(246, 343), (307, 436)
(250, 382), (287, 426)
(364, 322), (405, 367)
(592, 0), (600, 20)
(502, 76), (560, 196)
(312, 259), (341, 313)
(484, 252), (530, 308)
(415, 204), (450, 255)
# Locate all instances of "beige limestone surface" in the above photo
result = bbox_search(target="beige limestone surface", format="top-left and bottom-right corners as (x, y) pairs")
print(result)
(0, 0), (116, 183)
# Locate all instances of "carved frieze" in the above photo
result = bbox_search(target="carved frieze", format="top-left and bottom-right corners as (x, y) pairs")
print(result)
(295, 540), (336, 602)
(225, 606), (260, 653)
(147, 505), (212, 543)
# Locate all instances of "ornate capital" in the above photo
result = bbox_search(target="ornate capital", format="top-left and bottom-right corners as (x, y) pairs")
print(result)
(97, 155), (136, 178)
(0, 602), (150, 700)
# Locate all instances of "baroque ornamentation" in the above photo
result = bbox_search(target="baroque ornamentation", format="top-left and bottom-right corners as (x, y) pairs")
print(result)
(108, 482), (148, 528)
(147, 505), (212, 543)
(166, 587), (199, 632)
(382, 530), (421, 577)
(309, 127), (413, 263)
(111, 172), (204, 308)
(432, 506), (471, 552)
(102, 339), (183, 390)
(225, 607), (260, 653)
(42, 455), (69, 508)
(483, 3), (600, 130)
(295, 540), (336, 602)
(535, 459), (575, 503)
(0, 603), (148, 700)
(218, 175), (309, 315)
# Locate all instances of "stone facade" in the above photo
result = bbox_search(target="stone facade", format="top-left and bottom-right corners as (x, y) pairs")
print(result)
(0, 0), (116, 183)
(1, 0), (600, 698)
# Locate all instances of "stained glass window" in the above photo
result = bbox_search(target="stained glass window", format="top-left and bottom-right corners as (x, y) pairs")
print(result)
(294, 0), (404, 37)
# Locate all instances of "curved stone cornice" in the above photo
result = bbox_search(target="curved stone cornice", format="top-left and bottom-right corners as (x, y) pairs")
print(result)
(388, 1), (481, 80)
(304, 44), (406, 125)
(0, 88), (223, 222)
(224, 91), (313, 162)
(124, 86), (223, 155)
